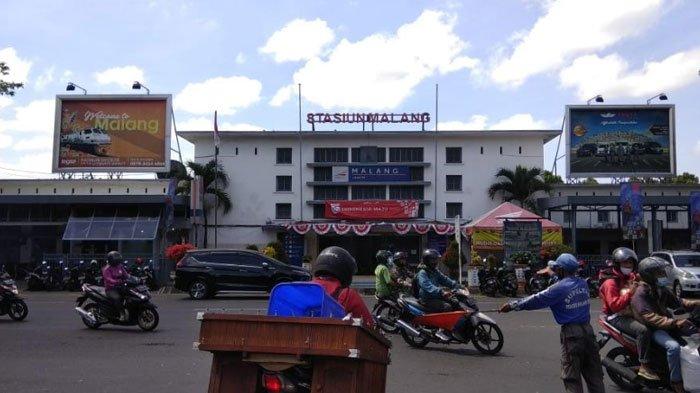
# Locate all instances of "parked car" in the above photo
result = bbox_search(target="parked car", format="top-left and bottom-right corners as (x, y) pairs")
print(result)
(596, 143), (610, 157)
(650, 251), (700, 298)
(644, 141), (663, 154)
(576, 143), (597, 157)
(174, 249), (312, 299)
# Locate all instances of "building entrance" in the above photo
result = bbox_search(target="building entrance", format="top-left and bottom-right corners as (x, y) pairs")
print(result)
(318, 234), (421, 274)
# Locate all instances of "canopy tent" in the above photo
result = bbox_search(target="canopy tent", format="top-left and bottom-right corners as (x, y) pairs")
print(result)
(466, 202), (563, 251)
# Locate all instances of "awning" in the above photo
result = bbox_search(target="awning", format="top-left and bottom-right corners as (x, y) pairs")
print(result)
(62, 215), (160, 241)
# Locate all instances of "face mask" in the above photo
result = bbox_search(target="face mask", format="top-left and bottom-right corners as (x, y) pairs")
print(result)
(620, 267), (633, 276)
(657, 277), (670, 287)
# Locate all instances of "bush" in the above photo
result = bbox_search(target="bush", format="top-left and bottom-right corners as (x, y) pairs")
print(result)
(470, 249), (482, 266)
(509, 251), (534, 265)
(245, 244), (259, 251)
(442, 240), (461, 277)
(540, 243), (574, 262)
(165, 243), (195, 262)
(262, 246), (277, 259)
(266, 241), (287, 263)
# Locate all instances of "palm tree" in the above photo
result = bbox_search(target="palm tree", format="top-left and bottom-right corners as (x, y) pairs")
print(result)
(173, 160), (232, 247)
(487, 165), (551, 212)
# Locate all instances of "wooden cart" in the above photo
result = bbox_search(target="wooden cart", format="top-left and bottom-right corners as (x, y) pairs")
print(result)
(196, 313), (391, 393)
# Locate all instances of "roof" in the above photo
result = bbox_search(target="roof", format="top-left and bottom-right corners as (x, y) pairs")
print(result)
(179, 129), (561, 143)
(466, 202), (561, 230)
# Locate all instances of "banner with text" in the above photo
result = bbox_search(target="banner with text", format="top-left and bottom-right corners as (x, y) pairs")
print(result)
(620, 182), (645, 240)
(324, 200), (418, 219)
(349, 165), (410, 182)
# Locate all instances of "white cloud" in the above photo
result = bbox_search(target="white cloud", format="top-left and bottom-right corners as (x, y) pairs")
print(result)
(235, 52), (246, 64)
(0, 96), (12, 109)
(490, 0), (665, 87)
(12, 135), (53, 151)
(0, 151), (54, 178)
(59, 70), (74, 83)
(438, 113), (550, 130)
(175, 76), (262, 115)
(0, 47), (32, 84)
(273, 10), (478, 110)
(0, 99), (55, 134)
(559, 48), (700, 100)
(0, 134), (13, 149)
(34, 66), (55, 90)
(260, 18), (335, 62)
(270, 84), (296, 107)
(94, 65), (146, 89)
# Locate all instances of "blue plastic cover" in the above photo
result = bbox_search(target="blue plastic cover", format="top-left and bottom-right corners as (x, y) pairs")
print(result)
(267, 282), (346, 319)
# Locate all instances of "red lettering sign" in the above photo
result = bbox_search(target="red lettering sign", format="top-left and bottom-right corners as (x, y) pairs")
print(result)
(324, 200), (419, 220)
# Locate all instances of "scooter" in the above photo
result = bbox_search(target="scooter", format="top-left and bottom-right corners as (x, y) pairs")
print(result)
(0, 269), (28, 321)
(391, 288), (504, 355)
(75, 276), (159, 331)
(128, 260), (160, 291)
(479, 265), (518, 297)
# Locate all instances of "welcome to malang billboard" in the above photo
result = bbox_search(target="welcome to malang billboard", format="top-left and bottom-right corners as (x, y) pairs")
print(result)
(52, 95), (171, 172)
(566, 105), (675, 177)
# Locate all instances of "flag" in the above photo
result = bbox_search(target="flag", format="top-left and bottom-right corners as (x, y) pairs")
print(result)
(213, 110), (220, 150)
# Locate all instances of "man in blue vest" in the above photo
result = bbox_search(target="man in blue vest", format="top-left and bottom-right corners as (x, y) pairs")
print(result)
(500, 253), (605, 393)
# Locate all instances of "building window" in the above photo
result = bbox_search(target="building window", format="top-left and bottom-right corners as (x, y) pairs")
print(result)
(314, 167), (332, 182)
(409, 167), (424, 181)
(389, 147), (423, 162)
(275, 203), (292, 219)
(499, 146), (503, 155)
(314, 148), (348, 163)
(352, 186), (386, 200)
(445, 147), (462, 163)
(313, 205), (326, 219)
(446, 203), (462, 219)
(389, 185), (424, 199)
(276, 148), (292, 164)
(597, 211), (609, 223)
(446, 175), (462, 191)
(519, 146), (522, 154)
(276, 176), (292, 192)
(563, 211), (571, 223)
(480, 146), (484, 155)
(351, 146), (385, 163)
(667, 211), (678, 223)
(314, 186), (348, 200)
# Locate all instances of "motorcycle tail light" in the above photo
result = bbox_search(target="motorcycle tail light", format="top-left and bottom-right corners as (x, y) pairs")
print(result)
(262, 373), (283, 393)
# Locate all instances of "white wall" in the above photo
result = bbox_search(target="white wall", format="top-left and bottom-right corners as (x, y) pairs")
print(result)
(0, 178), (171, 196)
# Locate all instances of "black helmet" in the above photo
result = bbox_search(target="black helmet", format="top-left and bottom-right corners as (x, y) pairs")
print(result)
(422, 249), (441, 268)
(312, 246), (357, 287)
(637, 256), (667, 285)
(393, 251), (407, 265)
(611, 247), (638, 271)
(375, 250), (391, 265)
(89, 259), (99, 269)
(106, 251), (123, 267)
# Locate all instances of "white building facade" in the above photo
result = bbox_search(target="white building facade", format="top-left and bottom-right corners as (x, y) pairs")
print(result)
(182, 130), (559, 272)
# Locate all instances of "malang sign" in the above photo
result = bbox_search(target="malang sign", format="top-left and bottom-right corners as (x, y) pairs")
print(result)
(324, 200), (419, 220)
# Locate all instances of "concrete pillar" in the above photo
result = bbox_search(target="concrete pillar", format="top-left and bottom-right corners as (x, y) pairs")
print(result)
(651, 206), (658, 252)
(571, 205), (577, 254)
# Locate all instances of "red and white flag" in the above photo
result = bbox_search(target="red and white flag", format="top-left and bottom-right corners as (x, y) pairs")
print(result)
(213, 110), (220, 149)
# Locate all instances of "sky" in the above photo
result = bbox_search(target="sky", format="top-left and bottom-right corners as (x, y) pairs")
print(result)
(1, 0), (699, 179)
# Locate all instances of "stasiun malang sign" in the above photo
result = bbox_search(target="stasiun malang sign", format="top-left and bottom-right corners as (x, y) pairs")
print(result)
(307, 112), (431, 130)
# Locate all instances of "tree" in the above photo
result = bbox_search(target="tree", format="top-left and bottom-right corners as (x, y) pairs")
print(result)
(487, 165), (552, 212)
(670, 172), (699, 184)
(543, 170), (563, 185)
(582, 177), (598, 185)
(174, 159), (232, 247)
(0, 62), (23, 96)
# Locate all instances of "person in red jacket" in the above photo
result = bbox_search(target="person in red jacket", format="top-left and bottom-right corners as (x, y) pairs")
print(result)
(599, 247), (658, 381)
(311, 246), (374, 328)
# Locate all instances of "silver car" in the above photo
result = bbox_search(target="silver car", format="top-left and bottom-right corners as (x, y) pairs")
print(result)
(651, 251), (700, 298)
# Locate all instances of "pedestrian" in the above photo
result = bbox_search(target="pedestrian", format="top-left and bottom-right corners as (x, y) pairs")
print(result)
(499, 253), (606, 393)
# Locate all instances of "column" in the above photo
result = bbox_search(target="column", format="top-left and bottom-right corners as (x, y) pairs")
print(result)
(571, 205), (577, 254)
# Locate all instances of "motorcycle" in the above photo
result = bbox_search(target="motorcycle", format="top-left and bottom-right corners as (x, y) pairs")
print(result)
(26, 261), (62, 291)
(577, 261), (599, 298)
(597, 309), (700, 391)
(83, 264), (103, 286)
(390, 288), (504, 355)
(479, 265), (518, 297)
(128, 260), (160, 291)
(63, 261), (85, 292)
(0, 269), (28, 321)
(75, 276), (159, 331)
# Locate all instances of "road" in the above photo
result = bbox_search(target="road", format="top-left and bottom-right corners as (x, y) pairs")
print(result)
(1, 292), (622, 393)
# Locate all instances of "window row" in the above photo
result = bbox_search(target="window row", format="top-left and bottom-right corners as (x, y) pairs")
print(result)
(313, 166), (424, 181)
(314, 147), (424, 163)
(563, 210), (682, 224)
(313, 185), (425, 200)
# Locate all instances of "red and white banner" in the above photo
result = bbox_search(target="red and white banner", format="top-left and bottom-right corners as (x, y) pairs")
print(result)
(352, 224), (373, 236)
(324, 200), (418, 220)
(312, 223), (331, 235)
(413, 223), (430, 234)
(392, 223), (411, 235)
(432, 223), (454, 235)
(291, 222), (311, 235)
(332, 223), (351, 235)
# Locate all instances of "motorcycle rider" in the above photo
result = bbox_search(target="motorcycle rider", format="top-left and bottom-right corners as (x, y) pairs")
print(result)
(416, 249), (460, 313)
(374, 250), (395, 300)
(631, 256), (700, 393)
(312, 246), (374, 327)
(102, 251), (132, 322)
(500, 253), (605, 393)
(599, 247), (657, 381)
(391, 251), (413, 289)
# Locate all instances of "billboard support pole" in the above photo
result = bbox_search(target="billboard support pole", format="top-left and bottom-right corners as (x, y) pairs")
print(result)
(552, 113), (566, 175)
(171, 110), (184, 165)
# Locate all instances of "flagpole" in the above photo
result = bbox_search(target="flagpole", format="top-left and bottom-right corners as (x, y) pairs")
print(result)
(214, 110), (219, 249)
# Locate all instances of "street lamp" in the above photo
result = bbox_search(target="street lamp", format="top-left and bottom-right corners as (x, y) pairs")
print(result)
(646, 93), (668, 104)
(65, 82), (87, 94)
(586, 95), (604, 105)
(132, 81), (150, 94)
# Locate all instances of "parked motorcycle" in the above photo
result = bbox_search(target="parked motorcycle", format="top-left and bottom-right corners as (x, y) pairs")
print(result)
(597, 307), (700, 391)
(83, 262), (103, 286)
(128, 259), (160, 291)
(63, 261), (85, 292)
(26, 261), (62, 291)
(479, 265), (518, 297)
(390, 288), (504, 355)
(75, 276), (159, 331)
(0, 269), (28, 321)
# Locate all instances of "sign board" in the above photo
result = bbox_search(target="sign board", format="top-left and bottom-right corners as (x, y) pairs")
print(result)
(620, 182), (645, 240)
(566, 105), (675, 177)
(307, 112), (430, 125)
(502, 220), (542, 261)
(331, 165), (411, 182)
(324, 200), (418, 220)
(53, 94), (171, 172)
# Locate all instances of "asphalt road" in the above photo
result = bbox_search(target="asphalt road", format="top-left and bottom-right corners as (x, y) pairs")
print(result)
(1, 292), (624, 393)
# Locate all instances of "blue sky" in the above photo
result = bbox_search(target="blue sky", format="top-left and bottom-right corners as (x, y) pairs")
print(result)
(1, 0), (699, 178)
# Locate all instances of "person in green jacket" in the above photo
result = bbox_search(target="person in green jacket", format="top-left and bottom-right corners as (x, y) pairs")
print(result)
(374, 250), (394, 299)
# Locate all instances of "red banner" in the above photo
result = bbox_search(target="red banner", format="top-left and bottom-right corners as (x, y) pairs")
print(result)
(324, 200), (418, 220)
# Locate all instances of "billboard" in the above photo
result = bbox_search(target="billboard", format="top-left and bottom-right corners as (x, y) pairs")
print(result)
(53, 95), (171, 172)
(566, 105), (675, 177)
(502, 220), (542, 261)
(324, 200), (419, 219)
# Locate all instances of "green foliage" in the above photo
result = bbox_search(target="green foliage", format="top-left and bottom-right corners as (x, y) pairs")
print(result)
(543, 170), (563, 185)
(0, 62), (23, 96)
(509, 251), (534, 265)
(262, 246), (277, 259)
(442, 240), (460, 276)
(582, 177), (598, 185)
(487, 165), (552, 212)
(469, 249), (482, 265)
(245, 244), (259, 251)
(266, 241), (287, 263)
(628, 173), (699, 184)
